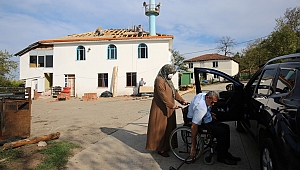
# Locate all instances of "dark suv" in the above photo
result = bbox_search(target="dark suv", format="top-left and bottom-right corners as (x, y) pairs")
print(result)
(193, 53), (300, 170)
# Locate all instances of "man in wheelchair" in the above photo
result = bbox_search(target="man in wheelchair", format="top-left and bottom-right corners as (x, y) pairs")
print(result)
(187, 91), (241, 165)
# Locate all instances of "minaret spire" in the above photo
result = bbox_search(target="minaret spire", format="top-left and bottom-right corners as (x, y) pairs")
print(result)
(143, 0), (161, 36)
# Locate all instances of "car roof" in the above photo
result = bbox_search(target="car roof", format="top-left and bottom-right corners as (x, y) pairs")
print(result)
(266, 53), (300, 66)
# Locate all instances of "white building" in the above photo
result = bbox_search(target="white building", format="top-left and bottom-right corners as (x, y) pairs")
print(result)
(184, 54), (239, 83)
(15, 26), (177, 97)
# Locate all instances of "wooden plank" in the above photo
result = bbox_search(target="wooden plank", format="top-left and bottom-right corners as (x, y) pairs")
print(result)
(139, 86), (154, 93)
(112, 66), (118, 97)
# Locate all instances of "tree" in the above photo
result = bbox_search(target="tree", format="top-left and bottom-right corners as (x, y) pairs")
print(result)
(241, 6), (300, 72)
(0, 50), (18, 86)
(275, 7), (300, 52)
(216, 36), (236, 56)
(275, 7), (300, 33)
(171, 49), (188, 72)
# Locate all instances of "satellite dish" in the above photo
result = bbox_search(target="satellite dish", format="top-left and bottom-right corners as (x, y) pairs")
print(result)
(158, 2), (162, 7)
(143, 2), (146, 6)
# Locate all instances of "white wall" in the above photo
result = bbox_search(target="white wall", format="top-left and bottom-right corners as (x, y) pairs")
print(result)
(19, 38), (174, 97)
(187, 59), (239, 83)
(51, 39), (173, 97)
(19, 53), (44, 80)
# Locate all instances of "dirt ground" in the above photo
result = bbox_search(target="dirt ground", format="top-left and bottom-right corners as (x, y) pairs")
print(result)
(1, 95), (154, 169)
(30, 96), (152, 149)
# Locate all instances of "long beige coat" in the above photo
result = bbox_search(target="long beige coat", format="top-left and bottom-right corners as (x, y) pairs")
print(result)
(146, 77), (185, 151)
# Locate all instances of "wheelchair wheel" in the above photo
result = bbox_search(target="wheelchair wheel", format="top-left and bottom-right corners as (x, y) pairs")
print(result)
(201, 133), (214, 151)
(169, 126), (203, 162)
(204, 155), (214, 165)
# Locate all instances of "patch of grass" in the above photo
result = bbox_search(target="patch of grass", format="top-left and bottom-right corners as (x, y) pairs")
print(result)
(0, 148), (23, 169)
(32, 140), (80, 170)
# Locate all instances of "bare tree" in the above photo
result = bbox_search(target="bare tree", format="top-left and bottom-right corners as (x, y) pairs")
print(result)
(216, 36), (236, 56)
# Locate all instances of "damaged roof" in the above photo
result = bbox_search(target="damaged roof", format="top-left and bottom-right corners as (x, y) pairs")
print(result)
(184, 53), (236, 62)
(15, 26), (173, 56)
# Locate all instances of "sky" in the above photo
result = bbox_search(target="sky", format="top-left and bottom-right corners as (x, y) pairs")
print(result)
(0, 0), (299, 63)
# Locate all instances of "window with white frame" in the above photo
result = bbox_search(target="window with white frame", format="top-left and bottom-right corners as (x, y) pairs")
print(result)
(98, 73), (108, 87)
(188, 63), (193, 68)
(38, 56), (44, 67)
(107, 44), (117, 60)
(29, 55), (53, 68)
(46, 55), (53, 67)
(138, 43), (148, 58)
(213, 61), (218, 67)
(30, 55), (37, 67)
(126, 72), (137, 86)
(77, 45), (86, 60)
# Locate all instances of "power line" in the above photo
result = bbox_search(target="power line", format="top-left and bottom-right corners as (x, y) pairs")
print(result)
(181, 35), (269, 56)
(181, 48), (218, 56)
(234, 35), (268, 45)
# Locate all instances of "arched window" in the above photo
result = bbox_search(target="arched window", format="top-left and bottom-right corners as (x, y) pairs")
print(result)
(107, 44), (117, 60)
(138, 43), (148, 58)
(77, 45), (86, 60)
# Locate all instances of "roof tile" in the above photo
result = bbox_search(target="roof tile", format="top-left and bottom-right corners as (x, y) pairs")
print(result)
(184, 54), (232, 62)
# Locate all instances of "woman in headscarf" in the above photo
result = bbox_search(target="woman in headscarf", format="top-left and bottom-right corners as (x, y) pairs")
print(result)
(146, 64), (188, 157)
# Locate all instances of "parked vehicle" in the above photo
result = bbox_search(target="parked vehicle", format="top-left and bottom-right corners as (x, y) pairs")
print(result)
(193, 53), (300, 170)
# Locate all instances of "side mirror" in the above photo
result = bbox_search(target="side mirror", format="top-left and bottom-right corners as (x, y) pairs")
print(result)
(226, 84), (234, 91)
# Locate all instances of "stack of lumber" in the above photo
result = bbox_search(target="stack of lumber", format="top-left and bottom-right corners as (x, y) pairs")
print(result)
(82, 93), (98, 101)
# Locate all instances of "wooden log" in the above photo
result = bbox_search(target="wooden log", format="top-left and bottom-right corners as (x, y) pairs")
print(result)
(2, 132), (60, 150)
(112, 66), (118, 97)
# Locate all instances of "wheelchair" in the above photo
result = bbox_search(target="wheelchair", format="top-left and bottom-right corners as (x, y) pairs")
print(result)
(169, 105), (217, 165)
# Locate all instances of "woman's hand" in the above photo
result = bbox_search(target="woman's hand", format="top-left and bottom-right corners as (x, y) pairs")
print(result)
(173, 105), (182, 109)
(182, 101), (189, 105)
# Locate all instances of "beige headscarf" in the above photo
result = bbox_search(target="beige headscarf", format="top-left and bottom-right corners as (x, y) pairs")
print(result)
(156, 64), (176, 98)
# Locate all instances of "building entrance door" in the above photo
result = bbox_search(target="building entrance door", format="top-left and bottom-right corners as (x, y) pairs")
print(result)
(65, 75), (75, 97)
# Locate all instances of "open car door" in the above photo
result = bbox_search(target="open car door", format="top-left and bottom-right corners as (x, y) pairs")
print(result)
(194, 68), (244, 122)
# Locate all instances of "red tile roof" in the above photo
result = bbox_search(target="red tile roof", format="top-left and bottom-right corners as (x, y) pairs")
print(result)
(15, 26), (173, 56)
(184, 54), (233, 62)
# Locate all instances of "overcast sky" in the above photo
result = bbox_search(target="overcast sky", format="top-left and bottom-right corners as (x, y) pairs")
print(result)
(0, 0), (299, 61)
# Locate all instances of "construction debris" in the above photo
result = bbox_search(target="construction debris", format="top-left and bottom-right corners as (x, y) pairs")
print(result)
(2, 132), (60, 150)
(82, 93), (98, 101)
(57, 87), (71, 101)
(37, 141), (47, 147)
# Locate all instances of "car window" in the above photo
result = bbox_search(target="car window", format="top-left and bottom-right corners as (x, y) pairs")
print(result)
(249, 75), (261, 95)
(198, 72), (231, 89)
(275, 69), (296, 94)
(255, 69), (276, 96)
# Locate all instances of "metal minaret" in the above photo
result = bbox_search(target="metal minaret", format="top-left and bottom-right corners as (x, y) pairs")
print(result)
(143, 0), (161, 36)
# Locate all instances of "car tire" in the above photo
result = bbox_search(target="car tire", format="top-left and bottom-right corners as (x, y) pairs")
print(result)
(260, 138), (279, 170)
(235, 121), (245, 133)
